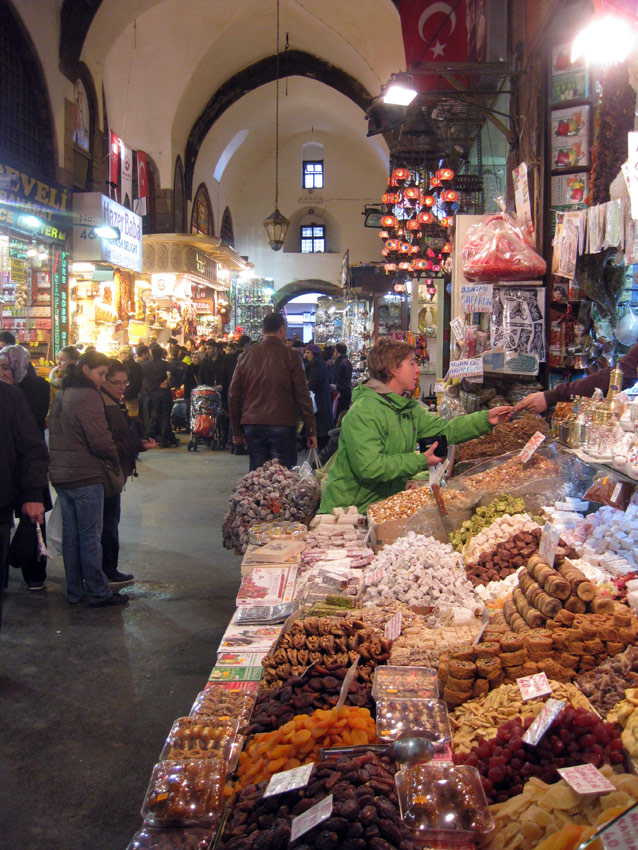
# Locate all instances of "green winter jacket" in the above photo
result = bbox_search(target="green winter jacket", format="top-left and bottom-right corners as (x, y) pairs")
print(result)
(319, 380), (492, 514)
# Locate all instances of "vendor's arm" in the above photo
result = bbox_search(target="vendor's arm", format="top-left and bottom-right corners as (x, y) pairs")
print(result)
(344, 408), (428, 484)
(415, 408), (489, 444)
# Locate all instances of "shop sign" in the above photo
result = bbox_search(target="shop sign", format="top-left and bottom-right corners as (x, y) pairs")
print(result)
(186, 247), (216, 282)
(128, 320), (148, 341)
(460, 283), (493, 313)
(52, 248), (69, 353)
(0, 160), (70, 244)
(73, 193), (142, 272)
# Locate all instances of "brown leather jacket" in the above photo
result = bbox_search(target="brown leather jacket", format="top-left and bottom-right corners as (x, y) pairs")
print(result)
(229, 335), (316, 436)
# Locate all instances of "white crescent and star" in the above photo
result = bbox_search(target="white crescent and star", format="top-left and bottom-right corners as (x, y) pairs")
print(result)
(418, 1), (456, 58)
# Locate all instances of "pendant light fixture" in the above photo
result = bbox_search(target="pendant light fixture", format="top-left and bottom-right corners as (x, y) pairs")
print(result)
(263, 0), (290, 251)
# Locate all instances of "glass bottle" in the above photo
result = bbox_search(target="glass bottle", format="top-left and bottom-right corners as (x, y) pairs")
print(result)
(608, 365), (623, 400)
(596, 410), (615, 458)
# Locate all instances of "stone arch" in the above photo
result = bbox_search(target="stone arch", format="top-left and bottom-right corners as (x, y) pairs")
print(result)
(0, 0), (57, 178)
(173, 156), (186, 232)
(220, 206), (234, 246)
(190, 182), (214, 235)
(184, 49), (372, 197)
(274, 279), (345, 310)
(283, 206), (340, 254)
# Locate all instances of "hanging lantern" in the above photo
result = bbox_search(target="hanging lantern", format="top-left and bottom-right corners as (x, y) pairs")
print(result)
(386, 238), (399, 251)
(384, 263), (397, 272)
(382, 193), (400, 205)
(396, 227), (406, 237)
(405, 219), (420, 231)
(394, 282), (406, 292)
(378, 230), (390, 240)
(418, 211), (434, 225)
(381, 214), (398, 228)
(408, 244), (421, 255)
(442, 241), (454, 253)
(433, 264), (441, 272)
(426, 247), (435, 258)
(413, 258), (428, 271)
(381, 247), (390, 256)
(422, 195), (436, 207)
(398, 261), (412, 271)
(430, 176), (442, 188)
(439, 216), (450, 228)
(439, 168), (455, 180)
(441, 190), (458, 203)
(391, 167), (410, 183)
(404, 186), (419, 200)
(399, 241), (411, 253)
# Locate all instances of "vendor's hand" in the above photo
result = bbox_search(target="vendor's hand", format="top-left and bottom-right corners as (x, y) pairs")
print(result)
(233, 434), (245, 445)
(514, 392), (548, 414)
(488, 405), (514, 426)
(307, 436), (318, 450)
(22, 502), (45, 524)
(142, 438), (158, 449)
(160, 379), (169, 389)
(423, 442), (441, 466)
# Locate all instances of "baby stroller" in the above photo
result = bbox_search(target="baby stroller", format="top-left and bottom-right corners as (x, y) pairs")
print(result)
(187, 385), (222, 451)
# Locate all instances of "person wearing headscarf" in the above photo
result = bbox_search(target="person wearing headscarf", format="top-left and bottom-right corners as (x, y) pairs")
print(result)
(0, 345), (52, 589)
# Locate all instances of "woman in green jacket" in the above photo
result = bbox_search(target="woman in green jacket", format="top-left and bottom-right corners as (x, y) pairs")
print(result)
(319, 338), (513, 514)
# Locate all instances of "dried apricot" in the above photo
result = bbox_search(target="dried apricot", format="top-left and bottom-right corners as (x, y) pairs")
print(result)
(291, 729), (312, 745)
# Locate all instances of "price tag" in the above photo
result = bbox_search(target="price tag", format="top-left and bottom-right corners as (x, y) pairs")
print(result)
(448, 358), (484, 380)
(365, 566), (385, 585)
(611, 482), (623, 504)
(450, 316), (465, 343)
(434, 382), (445, 394)
(523, 699), (565, 745)
(601, 803), (638, 849)
(290, 795), (333, 842)
(519, 431), (546, 464)
(460, 283), (493, 313)
(517, 672), (552, 701)
(557, 764), (616, 795)
(385, 611), (402, 641)
(539, 522), (560, 568)
(336, 657), (360, 711)
(264, 762), (314, 798)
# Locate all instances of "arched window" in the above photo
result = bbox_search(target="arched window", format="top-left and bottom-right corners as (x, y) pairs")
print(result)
(72, 66), (97, 189)
(174, 157), (186, 232)
(191, 183), (214, 236)
(220, 207), (234, 246)
(0, 0), (56, 177)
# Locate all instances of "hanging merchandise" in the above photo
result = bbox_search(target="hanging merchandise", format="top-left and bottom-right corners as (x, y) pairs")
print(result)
(462, 209), (546, 282)
(490, 287), (546, 361)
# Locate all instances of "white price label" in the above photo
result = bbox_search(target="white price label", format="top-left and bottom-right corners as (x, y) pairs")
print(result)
(611, 482), (623, 504)
(264, 762), (314, 798)
(523, 699), (565, 745)
(365, 566), (384, 585)
(460, 283), (493, 313)
(290, 795), (333, 842)
(385, 611), (402, 641)
(448, 358), (484, 379)
(336, 657), (360, 711)
(434, 382), (445, 394)
(601, 803), (638, 849)
(517, 672), (552, 701)
(450, 316), (465, 343)
(557, 764), (616, 795)
(519, 431), (546, 463)
(539, 522), (560, 568)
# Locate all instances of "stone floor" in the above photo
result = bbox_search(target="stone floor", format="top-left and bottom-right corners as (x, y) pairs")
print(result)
(0, 444), (251, 850)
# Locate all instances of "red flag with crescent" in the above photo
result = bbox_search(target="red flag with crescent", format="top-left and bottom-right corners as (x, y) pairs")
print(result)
(109, 130), (120, 191)
(399, 0), (471, 91)
(136, 150), (149, 216)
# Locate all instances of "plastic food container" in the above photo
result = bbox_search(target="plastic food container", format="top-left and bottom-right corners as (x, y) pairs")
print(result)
(248, 521), (307, 546)
(376, 698), (451, 745)
(372, 665), (439, 700)
(126, 825), (215, 849)
(395, 763), (494, 837)
(160, 717), (239, 762)
(141, 759), (226, 826)
(189, 686), (256, 726)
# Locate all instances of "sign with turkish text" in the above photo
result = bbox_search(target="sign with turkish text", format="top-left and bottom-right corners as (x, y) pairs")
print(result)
(0, 160), (70, 244)
(517, 672), (552, 701)
(448, 357), (484, 379)
(519, 431), (546, 463)
(290, 796), (333, 842)
(460, 283), (493, 313)
(264, 763), (314, 798)
(557, 764), (616, 795)
(73, 193), (142, 271)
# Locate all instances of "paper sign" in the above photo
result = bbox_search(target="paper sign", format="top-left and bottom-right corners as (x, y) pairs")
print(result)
(365, 566), (385, 585)
(461, 283), (493, 313)
(449, 358), (484, 379)
(513, 162), (534, 238)
(385, 611), (402, 641)
(611, 482), (622, 503)
(523, 699), (565, 745)
(557, 764), (616, 795)
(434, 382), (445, 393)
(264, 762), (314, 798)
(450, 316), (465, 343)
(601, 802), (638, 849)
(336, 657), (360, 711)
(519, 431), (547, 463)
(539, 522), (560, 568)
(290, 795), (333, 842)
(517, 672), (552, 701)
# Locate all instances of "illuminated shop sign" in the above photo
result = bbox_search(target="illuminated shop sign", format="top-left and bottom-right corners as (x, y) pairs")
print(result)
(73, 193), (142, 272)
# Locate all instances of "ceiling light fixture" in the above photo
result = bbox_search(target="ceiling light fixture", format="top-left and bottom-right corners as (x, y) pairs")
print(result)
(383, 73), (417, 106)
(94, 224), (121, 240)
(572, 14), (636, 65)
(263, 0), (290, 251)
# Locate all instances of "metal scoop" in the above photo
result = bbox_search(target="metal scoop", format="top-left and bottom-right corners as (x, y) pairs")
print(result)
(319, 734), (436, 767)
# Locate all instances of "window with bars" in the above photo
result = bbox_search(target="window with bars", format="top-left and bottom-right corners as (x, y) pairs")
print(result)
(300, 224), (325, 253)
(303, 160), (324, 189)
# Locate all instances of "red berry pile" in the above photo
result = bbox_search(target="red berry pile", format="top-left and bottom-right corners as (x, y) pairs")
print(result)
(453, 706), (624, 804)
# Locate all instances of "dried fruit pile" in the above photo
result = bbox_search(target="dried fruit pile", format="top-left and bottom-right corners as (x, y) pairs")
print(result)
(246, 665), (374, 736)
(222, 460), (319, 553)
(453, 706), (624, 804)
(235, 705), (377, 790)
(455, 414), (551, 463)
(221, 752), (417, 850)
(576, 644), (638, 715)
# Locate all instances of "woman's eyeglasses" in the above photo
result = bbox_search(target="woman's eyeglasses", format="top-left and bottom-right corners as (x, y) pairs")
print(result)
(108, 379), (128, 387)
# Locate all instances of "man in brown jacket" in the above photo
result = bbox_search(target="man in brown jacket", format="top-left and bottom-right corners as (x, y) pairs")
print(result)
(229, 312), (317, 470)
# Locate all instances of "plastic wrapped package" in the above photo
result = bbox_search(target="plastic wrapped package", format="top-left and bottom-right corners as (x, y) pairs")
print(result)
(126, 826), (215, 850)
(376, 698), (452, 745)
(462, 325), (478, 358)
(372, 665), (439, 700)
(247, 521), (307, 546)
(141, 759), (226, 827)
(160, 717), (239, 762)
(189, 686), (257, 727)
(462, 210), (546, 282)
(437, 393), (467, 421)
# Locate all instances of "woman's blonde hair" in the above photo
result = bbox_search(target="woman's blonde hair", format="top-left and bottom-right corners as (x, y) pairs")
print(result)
(367, 337), (416, 384)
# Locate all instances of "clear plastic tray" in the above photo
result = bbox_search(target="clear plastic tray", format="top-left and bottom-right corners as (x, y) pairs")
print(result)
(376, 698), (451, 744)
(372, 665), (439, 699)
(248, 521), (307, 546)
(141, 759), (226, 827)
(395, 763), (494, 837)
(189, 686), (256, 726)
(126, 825), (215, 849)
(160, 716), (239, 762)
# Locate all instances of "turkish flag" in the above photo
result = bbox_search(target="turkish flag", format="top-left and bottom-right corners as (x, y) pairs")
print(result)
(120, 141), (133, 208)
(399, 0), (470, 91)
(136, 150), (148, 216)
(109, 130), (120, 193)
